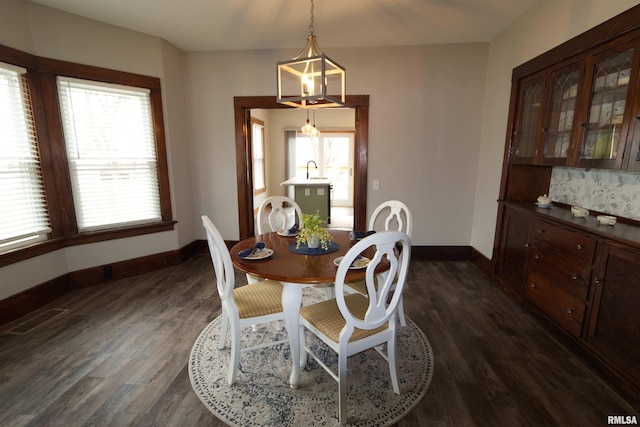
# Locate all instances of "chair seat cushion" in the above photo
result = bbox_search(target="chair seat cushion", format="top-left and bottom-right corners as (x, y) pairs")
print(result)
(234, 280), (283, 319)
(346, 279), (367, 295)
(346, 275), (382, 295)
(300, 293), (388, 342)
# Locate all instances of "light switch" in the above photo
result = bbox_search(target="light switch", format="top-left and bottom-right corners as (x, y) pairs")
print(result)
(373, 180), (380, 190)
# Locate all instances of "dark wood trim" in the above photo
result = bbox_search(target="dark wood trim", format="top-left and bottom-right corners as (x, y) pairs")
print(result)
(354, 103), (369, 231)
(411, 245), (472, 261)
(0, 241), (200, 327)
(0, 275), (71, 327)
(39, 71), (78, 237)
(0, 221), (177, 267)
(234, 95), (370, 240)
(150, 88), (173, 223)
(470, 247), (492, 277)
(0, 43), (175, 267)
(36, 56), (162, 89)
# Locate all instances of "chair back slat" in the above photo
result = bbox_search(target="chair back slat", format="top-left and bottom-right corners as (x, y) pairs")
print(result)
(368, 200), (412, 237)
(257, 196), (303, 235)
(334, 231), (411, 332)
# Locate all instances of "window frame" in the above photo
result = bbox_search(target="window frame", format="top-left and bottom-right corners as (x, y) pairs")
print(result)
(0, 44), (174, 267)
(0, 62), (52, 252)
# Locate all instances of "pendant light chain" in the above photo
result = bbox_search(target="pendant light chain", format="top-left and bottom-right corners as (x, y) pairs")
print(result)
(309, 0), (315, 36)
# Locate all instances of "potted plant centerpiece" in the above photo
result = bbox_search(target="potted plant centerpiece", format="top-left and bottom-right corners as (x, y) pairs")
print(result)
(296, 211), (332, 250)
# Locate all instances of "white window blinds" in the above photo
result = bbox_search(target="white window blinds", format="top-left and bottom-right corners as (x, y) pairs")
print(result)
(57, 77), (162, 232)
(0, 62), (51, 251)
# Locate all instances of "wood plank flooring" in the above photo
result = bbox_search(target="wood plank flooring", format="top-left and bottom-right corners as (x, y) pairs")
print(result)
(0, 255), (637, 426)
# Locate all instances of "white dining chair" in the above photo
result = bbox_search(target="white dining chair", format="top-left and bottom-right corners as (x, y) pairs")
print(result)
(256, 195), (303, 235)
(346, 200), (412, 326)
(299, 231), (411, 425)
(247, 196), (304, 284)
(201, 215), (287, 385)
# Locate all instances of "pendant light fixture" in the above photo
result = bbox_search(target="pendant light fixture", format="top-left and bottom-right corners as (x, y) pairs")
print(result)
(310, 110), (320, 139)
(301, 110), (320, 139)
(301, 109), (314, 134)
(277, 0), (346, 109)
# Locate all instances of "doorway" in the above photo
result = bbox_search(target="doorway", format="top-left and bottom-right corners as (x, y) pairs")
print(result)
(234, 95), (369, 239)
(290, 132), (354, 207)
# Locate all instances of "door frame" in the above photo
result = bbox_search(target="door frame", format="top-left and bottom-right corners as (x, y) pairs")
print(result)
(234, 95), (369, 239)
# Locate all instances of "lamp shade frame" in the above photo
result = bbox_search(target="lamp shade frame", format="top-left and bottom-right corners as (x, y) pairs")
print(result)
(277, 53), (346, 109)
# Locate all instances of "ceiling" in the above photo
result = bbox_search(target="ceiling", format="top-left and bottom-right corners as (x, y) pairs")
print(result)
(29, 0), (539, 52)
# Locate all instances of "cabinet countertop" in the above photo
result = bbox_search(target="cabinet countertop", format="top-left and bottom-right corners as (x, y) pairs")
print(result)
(502, 200), (640, 249)
(280, 177), (332, 186)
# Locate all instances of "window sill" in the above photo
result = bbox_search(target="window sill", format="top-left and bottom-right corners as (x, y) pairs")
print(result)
(0, 220), (177, 268)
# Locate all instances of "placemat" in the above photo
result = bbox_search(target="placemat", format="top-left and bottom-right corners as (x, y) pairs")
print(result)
(288, 241), (340, 255)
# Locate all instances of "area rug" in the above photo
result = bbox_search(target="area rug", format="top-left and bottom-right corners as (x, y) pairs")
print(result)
(189, 288), (434, 426)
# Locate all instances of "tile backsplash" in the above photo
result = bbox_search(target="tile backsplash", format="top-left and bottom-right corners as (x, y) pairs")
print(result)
(549, 167), (640, 220)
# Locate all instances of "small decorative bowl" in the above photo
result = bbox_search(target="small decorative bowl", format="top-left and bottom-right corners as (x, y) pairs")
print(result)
(571, 206), (589, 217)
(596, 215), (617, 226)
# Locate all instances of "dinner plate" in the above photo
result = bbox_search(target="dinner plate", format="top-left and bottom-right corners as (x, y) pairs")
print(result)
(241, 248), (274, 260)
(277, 229), (299, 237)
(334, 255), (370, 269)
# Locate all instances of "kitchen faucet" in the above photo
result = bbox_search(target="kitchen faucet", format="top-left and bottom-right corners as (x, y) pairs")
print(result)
(306, 160), (318, 179)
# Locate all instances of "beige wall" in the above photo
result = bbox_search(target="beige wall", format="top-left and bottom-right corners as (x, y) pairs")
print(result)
(1, 0), (639, 300)
(470, 0), (640, 258)
(0, 3), (193, 300)
(185, 43), (490, 245)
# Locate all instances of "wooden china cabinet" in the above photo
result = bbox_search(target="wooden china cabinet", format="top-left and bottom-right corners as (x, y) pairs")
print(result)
(493, 5), (640, 406)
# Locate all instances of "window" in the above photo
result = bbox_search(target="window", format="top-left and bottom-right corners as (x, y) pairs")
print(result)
(0, 44), (173, 266)
(293, 131), (354, 206)
(57, 77), (161, 231)
(251, 118), (266, 194)
(0, 62), (51, 252)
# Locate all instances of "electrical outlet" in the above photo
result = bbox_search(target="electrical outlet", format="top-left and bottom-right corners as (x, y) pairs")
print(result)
(373, 180), (380, 190)
(103, 265), (113, 277)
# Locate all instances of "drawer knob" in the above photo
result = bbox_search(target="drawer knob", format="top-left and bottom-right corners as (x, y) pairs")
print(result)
(530, 282), (536, 288)
(595, 278), (602, 284)
(534, 254), (540, 260)
(537, 229), (545, 234)
(571, 274), (579, 280)
(577, 244), (584, 250)
(567, 308), (575, 315)
(524, 243), (530, 248)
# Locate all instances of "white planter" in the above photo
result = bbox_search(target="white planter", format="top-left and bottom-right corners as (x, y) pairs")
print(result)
(307, 235), (320, 249)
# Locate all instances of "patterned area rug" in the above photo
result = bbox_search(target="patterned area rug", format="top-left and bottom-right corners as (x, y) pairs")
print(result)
(189, 289), (434, 426)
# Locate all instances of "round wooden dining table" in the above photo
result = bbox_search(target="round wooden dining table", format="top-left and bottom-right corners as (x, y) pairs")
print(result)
(230, 229), (379, 389)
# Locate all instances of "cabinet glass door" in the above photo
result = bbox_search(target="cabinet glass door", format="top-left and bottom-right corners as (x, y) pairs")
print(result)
(580, 47), (634, 165)
(513, 77), (543, 163)
(542, 66), (581, 164)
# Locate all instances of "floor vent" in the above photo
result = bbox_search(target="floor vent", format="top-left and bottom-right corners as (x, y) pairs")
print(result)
(2, 308), (68, 335)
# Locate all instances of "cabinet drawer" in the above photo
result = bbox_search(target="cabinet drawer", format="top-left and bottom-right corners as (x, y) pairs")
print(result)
(532, 220), (596, 264)
(529, 244), (591, 300)
(526, 270), (586, 338)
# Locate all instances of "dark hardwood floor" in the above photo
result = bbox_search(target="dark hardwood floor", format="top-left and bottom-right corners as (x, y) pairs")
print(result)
(0, 255), (637, 426)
